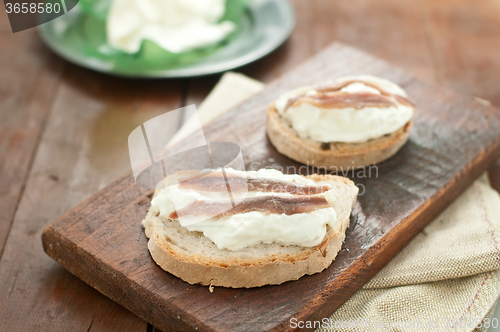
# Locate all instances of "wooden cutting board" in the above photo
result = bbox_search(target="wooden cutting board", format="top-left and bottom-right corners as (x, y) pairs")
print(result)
(42, 42), (500, 332)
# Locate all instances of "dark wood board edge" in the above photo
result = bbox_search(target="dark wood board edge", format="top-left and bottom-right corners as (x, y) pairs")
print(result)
(41, 194), (210, 332)
(41, 229), (207, 332)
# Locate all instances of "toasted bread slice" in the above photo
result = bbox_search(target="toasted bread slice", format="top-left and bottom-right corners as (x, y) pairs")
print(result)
(266, 104), (412, 169)
(142, 172), (358, 288)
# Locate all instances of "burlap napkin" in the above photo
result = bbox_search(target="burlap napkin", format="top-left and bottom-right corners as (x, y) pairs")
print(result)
(178, 72), (500, 332)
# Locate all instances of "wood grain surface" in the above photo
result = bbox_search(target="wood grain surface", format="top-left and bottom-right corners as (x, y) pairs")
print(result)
(3, 1), (500, 331)
(41, 43), (500, 332)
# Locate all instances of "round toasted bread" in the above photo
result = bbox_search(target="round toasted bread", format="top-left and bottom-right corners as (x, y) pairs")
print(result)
(266, 104), (412, 169)
(142, 172), (358, 288)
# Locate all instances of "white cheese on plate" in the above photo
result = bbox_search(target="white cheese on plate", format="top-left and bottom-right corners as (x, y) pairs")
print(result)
(107, 0), (235, 53)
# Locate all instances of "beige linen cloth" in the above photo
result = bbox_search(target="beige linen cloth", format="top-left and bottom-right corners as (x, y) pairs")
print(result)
(175, 72), (500, 332)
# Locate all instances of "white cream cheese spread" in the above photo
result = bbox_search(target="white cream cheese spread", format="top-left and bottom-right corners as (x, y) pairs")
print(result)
(107, 0), (235, 53)
(274, 75), (414, 143)
(150, 168), (338, 251)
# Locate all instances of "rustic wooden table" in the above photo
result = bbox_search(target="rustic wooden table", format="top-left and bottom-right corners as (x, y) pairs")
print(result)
(1, 0), (500, 331)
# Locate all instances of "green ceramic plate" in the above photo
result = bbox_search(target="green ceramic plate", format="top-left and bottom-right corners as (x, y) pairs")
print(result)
(38, 0), (295, 78)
